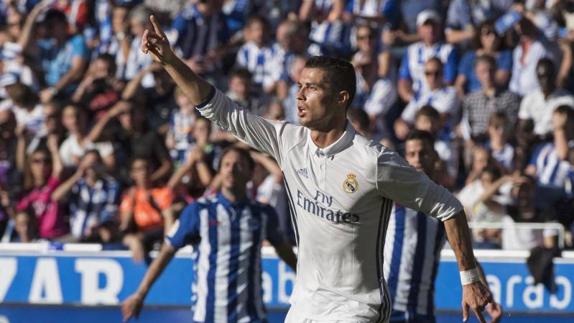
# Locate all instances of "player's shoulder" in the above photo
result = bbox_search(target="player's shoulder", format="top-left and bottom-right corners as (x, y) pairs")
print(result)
(279, 122), (308, 150)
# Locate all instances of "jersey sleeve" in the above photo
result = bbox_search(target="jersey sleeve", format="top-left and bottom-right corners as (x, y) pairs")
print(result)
(196, 87), (285, 162)
(165, 203), (202, 250)
(375, 149), (463, 222)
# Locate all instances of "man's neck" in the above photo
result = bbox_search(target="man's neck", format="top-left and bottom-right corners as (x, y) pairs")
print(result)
(483, 85), (496, 97)
(310, 124), (347, 148)
(221, 187), (246, 203)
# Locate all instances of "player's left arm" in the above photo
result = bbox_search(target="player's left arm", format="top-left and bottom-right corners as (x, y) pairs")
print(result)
(263, 205), (297, 272)
(443, 211), (495, 323)
(376, 149), (494, 322)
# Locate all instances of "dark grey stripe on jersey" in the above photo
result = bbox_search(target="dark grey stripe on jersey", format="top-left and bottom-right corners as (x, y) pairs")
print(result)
(282, 176), (300, 246)
(376, 198), (393, 323)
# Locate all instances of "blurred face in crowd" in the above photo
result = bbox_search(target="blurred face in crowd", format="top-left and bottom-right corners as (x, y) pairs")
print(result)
(14, 212), (37, 243)
(356, 26), (375, 53)
(229, 75), (250, 100)
(30, 150), (52, 182)
(82, 151), (104, 180)
(192, 118), (211, 144)
(130, 159), (150, 187)
(536, 62), (555, 93)
(116, 101), (133, 130)
(175, 91), (194, 114)
(62, 106), (85, 134)
(472, 147), (490, 172)
(219, 150), (253, 192)
(415, 114), (439, 135)
(45, 17), (68, 40)
(475, 60), (496, 89)
(112, 6), (129, 34)
(418, 21), (439, 45)
(405, 138), (436, 174)
(246, 19), (267, 47)
(129, 16), (147, 37)
(276, 21), (294, 50)
(479, 169), (495, 188)
(6, 11), (23, 40)
(424, 60), (443, 90)
(296, 68), (341, 130)
(487, 119), (507, 141)
(92, 57), (113, 79)
(480, 25), (499, 52)
(43, 103), (61, 135)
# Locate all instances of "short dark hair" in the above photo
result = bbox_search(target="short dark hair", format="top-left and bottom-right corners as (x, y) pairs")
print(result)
(536, 57), (555, 76)
(245, 15), (270, 30)
(406, 129), (435, 147)
(229, 68), (252, 81)
(43, 9), (68, 25)
(304, 56), (356, 108)
(425, 57), (443, 69)
(415, 105), (440, 121)
(554, 105), (574, 118)
(475, 54), (496, 70)
(218, 146), (255, 172)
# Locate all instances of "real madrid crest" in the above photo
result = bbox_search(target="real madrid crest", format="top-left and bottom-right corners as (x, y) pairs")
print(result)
(343, 173), (359, 194)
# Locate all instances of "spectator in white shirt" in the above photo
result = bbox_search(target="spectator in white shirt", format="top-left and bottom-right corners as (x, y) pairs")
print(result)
(518, 58), (574, 138)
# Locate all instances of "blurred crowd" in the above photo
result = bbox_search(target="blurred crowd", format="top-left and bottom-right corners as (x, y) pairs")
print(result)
(1, 0), (574, 259)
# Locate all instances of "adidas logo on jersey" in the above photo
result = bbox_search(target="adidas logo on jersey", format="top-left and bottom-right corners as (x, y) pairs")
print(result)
(296, 168), (309, 179)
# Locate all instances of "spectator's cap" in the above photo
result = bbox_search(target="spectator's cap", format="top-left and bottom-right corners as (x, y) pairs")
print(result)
(416, 10), (441, 27)
(0, 73), (19, 88)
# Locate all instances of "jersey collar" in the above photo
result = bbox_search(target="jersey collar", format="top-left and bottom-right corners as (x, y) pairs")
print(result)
(308, 122), (356, 157)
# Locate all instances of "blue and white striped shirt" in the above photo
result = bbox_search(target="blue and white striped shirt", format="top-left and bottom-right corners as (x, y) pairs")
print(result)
(529, 143), (574, 193)
(69, 176), (121, 239)
(399, 42), (458, 99)
(171, 4), (230, 60)
(236, 42), (280, 89)
(383, 203), (446, 316)
(166, 193), (284, 323)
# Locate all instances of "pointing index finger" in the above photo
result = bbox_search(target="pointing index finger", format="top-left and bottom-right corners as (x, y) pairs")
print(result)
(149, 15), (166, 38)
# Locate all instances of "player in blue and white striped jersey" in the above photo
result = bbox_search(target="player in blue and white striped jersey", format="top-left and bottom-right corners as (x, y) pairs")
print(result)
(122, 147), (297, 323)
(384, 131), (502, 323)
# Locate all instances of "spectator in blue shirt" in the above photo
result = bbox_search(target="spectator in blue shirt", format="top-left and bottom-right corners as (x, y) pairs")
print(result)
(122, 146), (297, 322)
(455, 20), (513, 96)
(19, 5), (88, 103)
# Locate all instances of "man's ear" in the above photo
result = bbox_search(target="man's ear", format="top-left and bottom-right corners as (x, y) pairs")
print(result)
(337, 90), (350, 107)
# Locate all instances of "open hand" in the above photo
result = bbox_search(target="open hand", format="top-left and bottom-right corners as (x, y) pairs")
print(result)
(121, 293), (144, 322)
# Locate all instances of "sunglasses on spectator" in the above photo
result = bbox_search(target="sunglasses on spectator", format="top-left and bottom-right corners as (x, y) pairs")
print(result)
(424, 70), (441, 77)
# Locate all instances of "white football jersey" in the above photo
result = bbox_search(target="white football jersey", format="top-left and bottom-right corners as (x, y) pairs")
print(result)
(197, 88), (462, 322)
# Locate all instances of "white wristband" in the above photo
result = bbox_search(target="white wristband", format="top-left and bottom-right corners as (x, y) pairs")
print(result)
(460, 268), (481, 285)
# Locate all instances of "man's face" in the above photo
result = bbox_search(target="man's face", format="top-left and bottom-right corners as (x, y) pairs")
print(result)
(296, 68), (341, 130)
(536, 63), (554, 91)
(475, 61), (495, 88)
(418, 21), (438, 44)
(424, 60), (443, 90)
(219, 150), (252, 191)
(405, 139), (435, 174)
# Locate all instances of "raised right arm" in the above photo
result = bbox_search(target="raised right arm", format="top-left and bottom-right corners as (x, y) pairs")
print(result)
(142, 15), (284, 161)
